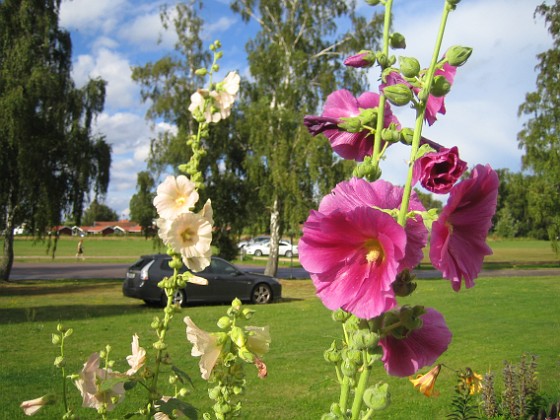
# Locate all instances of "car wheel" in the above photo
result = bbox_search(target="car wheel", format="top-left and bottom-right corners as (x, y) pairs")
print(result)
(285, 250), (293, 258)
(252, 283), (272, 304)
(162, 289), (186, 307)
(254, 249), (263, 257)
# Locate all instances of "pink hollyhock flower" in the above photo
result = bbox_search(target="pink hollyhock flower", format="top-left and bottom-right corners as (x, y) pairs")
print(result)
(430, 164), (499, 290)
(343, 51), (375, 68)
(379, 308), (452, 377)
(74, 353), (125, 411)
(304, 89), (400, 161)
(299, 205), (406, 319)
(126, 334), (146, 376)
(413, 146), (467, 194)
(318, 178), (428, 272)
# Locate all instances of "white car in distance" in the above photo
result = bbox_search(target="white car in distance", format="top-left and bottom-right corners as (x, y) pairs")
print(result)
(244, 239), (298, 258)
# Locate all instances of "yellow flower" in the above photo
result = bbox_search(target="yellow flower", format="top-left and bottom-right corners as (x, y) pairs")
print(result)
(464, 368), (483, 395)
(410, 364), (442, 397)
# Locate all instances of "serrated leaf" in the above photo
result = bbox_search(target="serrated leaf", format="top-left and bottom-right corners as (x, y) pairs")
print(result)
(172, 365), (194, 388)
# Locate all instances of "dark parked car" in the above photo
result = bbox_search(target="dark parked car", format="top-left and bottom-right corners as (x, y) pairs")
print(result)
(122, 254), (282, 306)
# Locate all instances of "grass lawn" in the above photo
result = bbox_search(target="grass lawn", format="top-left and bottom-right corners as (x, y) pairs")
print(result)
(1, 275), (559, 419)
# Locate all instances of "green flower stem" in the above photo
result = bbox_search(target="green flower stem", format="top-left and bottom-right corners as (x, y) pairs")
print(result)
(372, 0), (393, 166)
(350, 351), (372, 420)
(59, 336), (69, 414)
(397, 1), (452, 227)
(339, 376), (351, 413)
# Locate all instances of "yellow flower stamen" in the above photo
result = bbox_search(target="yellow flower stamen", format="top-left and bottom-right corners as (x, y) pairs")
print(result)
(175, 196), (187, 207)
(364, 239), (384, 264)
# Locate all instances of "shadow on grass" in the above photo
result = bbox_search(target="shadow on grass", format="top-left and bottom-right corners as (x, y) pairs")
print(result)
(0, 304), (154, 324)
(0, 280), (122, 297)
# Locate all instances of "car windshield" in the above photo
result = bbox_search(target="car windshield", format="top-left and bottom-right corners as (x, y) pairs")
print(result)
(129, 257), (151, 270)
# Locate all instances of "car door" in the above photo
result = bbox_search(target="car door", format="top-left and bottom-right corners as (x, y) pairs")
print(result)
(205, 258), (253, 301)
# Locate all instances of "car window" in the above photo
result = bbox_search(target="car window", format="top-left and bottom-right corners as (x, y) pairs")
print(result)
(159, 259), (173, 273)
(210, 259), (238, 275)
(129, 258), (151, 270)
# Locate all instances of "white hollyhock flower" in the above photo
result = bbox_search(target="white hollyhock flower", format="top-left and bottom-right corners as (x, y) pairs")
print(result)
(126, 334), (146, 376)
(158, 208), (213, 272)
(184, 316), (222, 380)
(153, 175), (199, 219)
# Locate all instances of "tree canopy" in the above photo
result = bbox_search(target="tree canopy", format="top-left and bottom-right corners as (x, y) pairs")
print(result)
(0, 0), (110, 280)
(517, 0), (560, 251)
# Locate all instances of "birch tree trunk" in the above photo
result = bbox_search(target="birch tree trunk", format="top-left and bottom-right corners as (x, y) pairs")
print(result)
(264, 196), (281, 277)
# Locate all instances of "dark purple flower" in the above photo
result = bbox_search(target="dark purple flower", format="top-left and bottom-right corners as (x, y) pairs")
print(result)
(379, 308), (452, 377)
(304, 89), (400, 162)
(413, 146), (467, 194)
(430, 164), (499, 290)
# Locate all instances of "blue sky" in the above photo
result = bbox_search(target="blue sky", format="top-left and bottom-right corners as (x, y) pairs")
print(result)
(58, 0), (552, 217)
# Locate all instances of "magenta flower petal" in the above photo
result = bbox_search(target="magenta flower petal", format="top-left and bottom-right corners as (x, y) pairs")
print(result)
(380, 308), (452, 377)
(430, 164), (499, 290)
(318, 178), (428, 271)
(344, 51), (375, 68)
(299, 205), (406, 319)
(425, 62), (457, 126)
(304, 89), (399, 162)
(412, 146), (467, 194)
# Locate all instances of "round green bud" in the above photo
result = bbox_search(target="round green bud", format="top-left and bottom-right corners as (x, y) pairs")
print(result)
(331, 309), (350, 323)
(383, 84), (413, 106)
(446, 45), (473, 67)
(211, 64), (220, 72)
(399, 127), (415, 145)
(363, 383), (390, 410)
(52, 333), (61, 345)
(400, 56), (421, 78)
(364, 0), (381, 5)
(376, 52), (388, 68)
(340, 359), (357, 377)
(351, 329), (379, 350)
(217, 316), (232, 329)
(195, 68), (208, 76)
(430, 75), (452, 97)
(54, 356), (65, 368)
(168, 257), (183, 270)
(390, 32), (406, 49)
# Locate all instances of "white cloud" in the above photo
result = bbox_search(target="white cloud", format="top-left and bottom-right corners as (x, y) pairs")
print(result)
(59, 0), (127, 33)
(118, 10), (177, 50)
(204, 16), (237, 39)
(72, 49), (140, 111)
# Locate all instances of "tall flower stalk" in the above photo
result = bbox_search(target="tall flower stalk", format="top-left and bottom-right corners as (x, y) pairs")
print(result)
(302, 0), (497, 418)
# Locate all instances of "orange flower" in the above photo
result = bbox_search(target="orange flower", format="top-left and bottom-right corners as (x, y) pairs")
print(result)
(464, 368), (483, 395)
(410, 364), (442, 397)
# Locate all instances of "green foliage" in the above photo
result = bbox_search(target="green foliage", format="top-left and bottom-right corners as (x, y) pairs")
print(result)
(414, 188), (443, 211)
(81, 200), (118, 226)
(0, 0), (110, 279)
(517, 0), (560, 250)
(129, 171), (157, 238)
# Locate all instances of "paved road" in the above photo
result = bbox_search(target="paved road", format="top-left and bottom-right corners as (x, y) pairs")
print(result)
(9, 262), (311, 280)
(9, 262), (560, 281)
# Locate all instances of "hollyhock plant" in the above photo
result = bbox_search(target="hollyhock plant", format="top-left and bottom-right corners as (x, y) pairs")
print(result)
(126, 334), (146, 376)
(379, 308), (452, 377)
(430, 164), (499, 290)
(299, 205), (406, 319)
(413, 146), (467, 194)
(185, 316), (223, 380)
(153, 175), (199, 220)
(74, 352), (125, 411)
(304, 89), (400, 161)
(343, 50), (375, 68)
(317, 178), (428, 272)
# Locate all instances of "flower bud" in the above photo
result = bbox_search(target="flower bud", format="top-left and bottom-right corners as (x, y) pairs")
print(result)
(179, 387), (188, 397)
(57, 323), (65, 333)
(153, 341), (168, 350)
(383, 84), (413, 106)
(324, 341), (341, 363)
(237, 346), (255, 363)
(390, 32), (406, 49)
(340, 359), (357, 377)
(329, 403), (344, 417)
(343, 50), (376, 68)
(230, 326), (246, 347)
(168, 257), (183, 270)
(64, 328), (73, 338)
(213, 40), (222, 49)
(52, 334), (61, 345)
(217, 316), (232, 329)
(343, 348), (362, 365)
(215, 51), (224, 59)
(208, 385), (221, 400)
(376, 52), (388, 68)
(242, 308), (255, 320)
(195, 68), (208, 76)
(54, 356), (65, 368)
(351, 329), (379, 350)
(364, 0), (381, 5)
(446, 45), (472, 67)
(392, 270), (417, 297)
(399, 56), (421, 78)
(338, 116), (363, 133)
(363, 383), (390, 410)
(399, 127), (415, 145)
(381, 128), (400, 143)
(211, 64), (220, 72)
(231, 298), (242, 312)
(331, 309), (350, 323)
(430, 75), (452, 97)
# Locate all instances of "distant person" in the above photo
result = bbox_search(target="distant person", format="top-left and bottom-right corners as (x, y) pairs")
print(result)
(76, 239), (85, 261)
